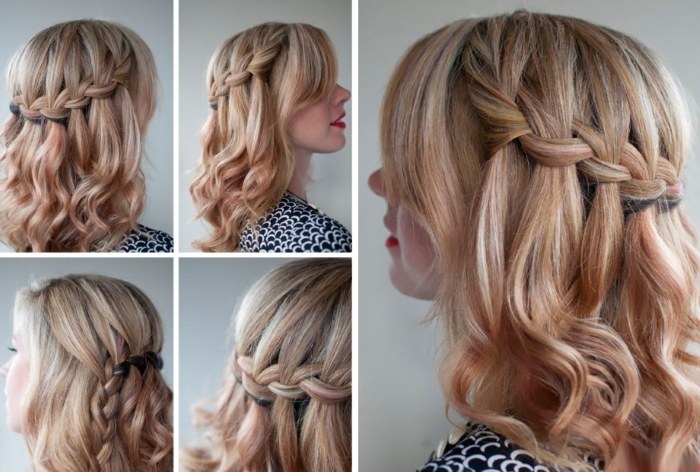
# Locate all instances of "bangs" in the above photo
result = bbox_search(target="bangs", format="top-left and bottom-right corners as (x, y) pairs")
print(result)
(380, 21), (481, 220)
(287, 24), (338, 104)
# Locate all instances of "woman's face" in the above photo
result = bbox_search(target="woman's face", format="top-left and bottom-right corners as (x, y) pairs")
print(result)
(0, 327), (29, 433)
(288, 84), (351, 157)
(369, 169), (440, 300)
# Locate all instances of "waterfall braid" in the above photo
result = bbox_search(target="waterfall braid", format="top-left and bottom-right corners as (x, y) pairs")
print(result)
(183, 258), (351, 472)
(190, 23), (338, 251)
(0, 19), (157, 251)
(14, 275), (172, 471)
(381, 12), (700, 471)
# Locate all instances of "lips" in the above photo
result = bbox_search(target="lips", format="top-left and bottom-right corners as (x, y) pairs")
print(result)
(383, 215), (398, 248)
(330, 113), (346, 129)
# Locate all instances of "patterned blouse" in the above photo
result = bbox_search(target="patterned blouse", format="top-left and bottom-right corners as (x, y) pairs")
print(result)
(117, 224), (173, 253)
(239, 192), (352, 253)
(418, 423), (604, 472)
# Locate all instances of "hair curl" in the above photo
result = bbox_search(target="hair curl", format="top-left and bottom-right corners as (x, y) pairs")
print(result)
(0, 19), (158, 251)
(182, 258), (351, 472)
(190, 22), (338, 251)
(14, 274), (172, 471)
(381, 11), (700, 471)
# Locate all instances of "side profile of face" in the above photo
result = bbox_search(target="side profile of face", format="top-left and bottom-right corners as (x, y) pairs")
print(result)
(0, 326), (29, 433)
(288, 84), (351, 157)
(369, 169), (440, 300)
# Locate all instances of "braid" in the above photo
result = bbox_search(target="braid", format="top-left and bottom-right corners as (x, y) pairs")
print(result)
(0, 20), (153, 252)
(90, 349), (129, 471)
(375, 12), (700, 470)
(234, 355), (351, 405)
(192, 22), (336, 251)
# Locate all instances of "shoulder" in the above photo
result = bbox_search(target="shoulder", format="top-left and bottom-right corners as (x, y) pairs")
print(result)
(240, 193), (352, 253)
(118, 224), (173, 253)
(418, 423), (604, 472)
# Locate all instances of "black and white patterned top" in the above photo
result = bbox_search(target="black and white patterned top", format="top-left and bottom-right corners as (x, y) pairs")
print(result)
(239, 192), (352, 253)
(418, 423), (604, 472)
(117, 224), (173, 253)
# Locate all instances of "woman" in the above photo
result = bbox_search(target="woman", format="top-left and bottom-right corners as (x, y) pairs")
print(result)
(182, 258), (351, 471)
(0, 20), (173, 252)
(369, 11), (700, 471)
(190, 22), (352, 253)
(0, 274), (172, 471)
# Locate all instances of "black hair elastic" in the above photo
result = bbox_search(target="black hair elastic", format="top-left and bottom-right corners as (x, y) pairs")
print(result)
(112, 351), (163, 376)
(232, 372), (273, 407)
(9, 102), (20, 116)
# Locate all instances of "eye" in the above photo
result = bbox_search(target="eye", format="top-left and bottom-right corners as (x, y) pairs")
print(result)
(8, 346), (17, 353)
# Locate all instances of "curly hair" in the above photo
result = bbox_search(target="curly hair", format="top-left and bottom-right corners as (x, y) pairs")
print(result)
(381, 11), (700, 471)
(190, 22), (338, 251)
(14, 274), (172, 471)
(182, 258), (351, 471)
(0, 20), (157, 252)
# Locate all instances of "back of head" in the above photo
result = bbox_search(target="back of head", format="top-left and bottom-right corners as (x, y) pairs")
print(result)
(183, 258), (351, 472)
(190, 22), (338, 251)
(381, 11), (700, 471)
(16, 274), (172, 471)
(0, 20), (158, 251)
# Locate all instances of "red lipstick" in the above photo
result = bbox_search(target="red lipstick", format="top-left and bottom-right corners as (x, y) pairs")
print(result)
(386, 236), (399, 248)
(330, 113), (346, 129)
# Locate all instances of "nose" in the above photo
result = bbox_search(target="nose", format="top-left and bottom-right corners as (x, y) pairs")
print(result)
(368, 168), (385, 197)
(334, 84), (351, 104)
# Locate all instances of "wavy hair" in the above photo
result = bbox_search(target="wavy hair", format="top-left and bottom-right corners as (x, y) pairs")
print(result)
(381, 11), (700, 471)
(190, 22), (338, 251)
(182, 258), (351, 471)
(13, 274), (173, 471)
(0, 20), (157, 252)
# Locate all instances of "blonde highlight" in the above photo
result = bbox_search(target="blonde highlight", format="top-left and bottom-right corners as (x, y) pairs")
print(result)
(382, 12), (700, 471)
(190, 23), (338, 251)
(0, 20), (157, 252)
(16, 274), (172, 471)
(182, 258), (351, 472)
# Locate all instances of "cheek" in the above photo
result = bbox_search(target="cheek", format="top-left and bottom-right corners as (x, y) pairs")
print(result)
(391, 208), (440, 299)
(397, 209), (436, 273)
(5, 356), (29, 432)
(289, 107), (327, 143)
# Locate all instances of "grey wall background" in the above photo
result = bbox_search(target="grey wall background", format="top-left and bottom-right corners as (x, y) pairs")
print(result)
(359, 1), (700, 471)
(0, 0), (173, 252)
(0, 258), (173, 470)
(179, 257), (303, 446)
(179, 0), (352, 251)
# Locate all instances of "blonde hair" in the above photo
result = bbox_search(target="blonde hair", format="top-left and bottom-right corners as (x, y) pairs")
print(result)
(381, 11), (700, 471)
(0, 20), (157, 252)
(14, 274), (172, 472)
(183, 258), (351, 471)
(190, 22), (338, 252)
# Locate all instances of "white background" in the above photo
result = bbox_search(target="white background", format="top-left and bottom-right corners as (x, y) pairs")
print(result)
(0, 0), (173, 252)
(179, 0), (352, 251)
(359, 1), (700, 471)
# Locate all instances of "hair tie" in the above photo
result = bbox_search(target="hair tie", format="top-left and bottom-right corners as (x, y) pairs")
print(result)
(232, 371), (273, 407)
(112, 351), (163, 376)
(9, 102), (20, 116)
(209, 102), (218, 111)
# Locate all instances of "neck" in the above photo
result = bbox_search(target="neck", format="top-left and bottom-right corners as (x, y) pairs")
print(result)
(287, 149), (312, 201)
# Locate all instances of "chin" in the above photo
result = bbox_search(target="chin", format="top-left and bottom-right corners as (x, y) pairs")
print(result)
(389, 264), (436, 300)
